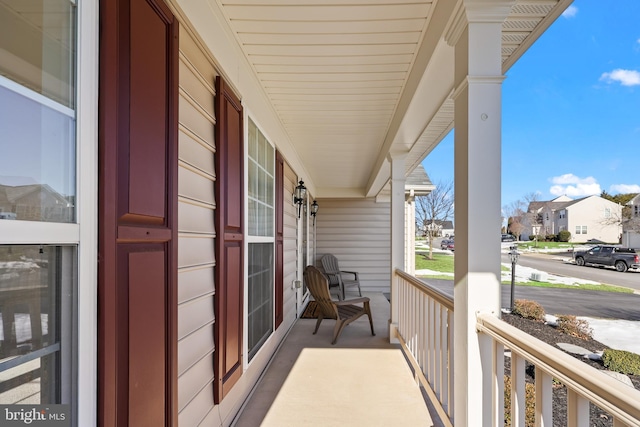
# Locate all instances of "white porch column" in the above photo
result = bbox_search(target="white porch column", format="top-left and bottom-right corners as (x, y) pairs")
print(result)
(446, 0), (514, 425)
(388, 151), (407, 343)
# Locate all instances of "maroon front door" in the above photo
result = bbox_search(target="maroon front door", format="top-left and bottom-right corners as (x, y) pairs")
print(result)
(98, 0), (178, 425)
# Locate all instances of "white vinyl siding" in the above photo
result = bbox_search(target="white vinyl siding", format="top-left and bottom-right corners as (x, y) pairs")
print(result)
(283, 161), (299, 321)
(316, 198), (391, 293)
(176, 26), (218, 425)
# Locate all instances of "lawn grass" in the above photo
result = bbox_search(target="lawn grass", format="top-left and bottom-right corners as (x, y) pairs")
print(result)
(415, 252), (454, 272)
(415, 254), (634, 294)
(501, 280), (633, 293)
(515, 241), (575, 251)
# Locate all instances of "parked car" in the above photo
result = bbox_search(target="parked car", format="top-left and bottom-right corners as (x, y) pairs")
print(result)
(446, 241), (454, 251)
(440, 238), (453, 250)
(573, 245), (639, 272)
(501, 234), (516, 242)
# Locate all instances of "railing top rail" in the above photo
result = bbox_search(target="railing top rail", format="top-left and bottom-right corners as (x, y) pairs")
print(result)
(395, 269), (454, 311)
(477, 312), (640, 424)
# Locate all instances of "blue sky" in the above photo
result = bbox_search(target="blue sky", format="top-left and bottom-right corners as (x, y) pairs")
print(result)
(422, 0), (640, 208)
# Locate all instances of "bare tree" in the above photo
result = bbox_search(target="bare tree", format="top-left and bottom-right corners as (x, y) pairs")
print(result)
(503, 199), (527, 241)
(415, 180), (454, 259)
(522, 192), (542, 245)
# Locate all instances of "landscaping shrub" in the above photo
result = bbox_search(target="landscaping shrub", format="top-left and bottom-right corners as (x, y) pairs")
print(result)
(602, 349), (640, 375)
(558, 230), (571, 242)
(556, 315), (593, 340)
(512, 299), (545, 321)
(545, 234), (557, 242)
(504, 375), (535, 427)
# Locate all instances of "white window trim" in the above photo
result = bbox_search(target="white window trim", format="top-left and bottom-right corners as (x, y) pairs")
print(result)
(0, 1), (97, 424)
(243, 116), (277, 368)
(76, 0), (99, 424)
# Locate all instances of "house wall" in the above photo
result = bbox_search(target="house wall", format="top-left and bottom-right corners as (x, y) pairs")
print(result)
(176, 25), (219, 425)
(175, 23), (300, 426)
(282, 161), (301, 322)
(315, 198), (391, 294)
(567, 197), (622, 243)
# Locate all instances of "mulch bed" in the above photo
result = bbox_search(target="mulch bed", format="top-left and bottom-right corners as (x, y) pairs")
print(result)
(502, 313), (640, 426)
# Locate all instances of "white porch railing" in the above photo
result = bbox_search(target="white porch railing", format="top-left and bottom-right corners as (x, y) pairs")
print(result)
(477, 313), (640, 427)
(393, 269), (640, 427)
(395, 269), (454, 426)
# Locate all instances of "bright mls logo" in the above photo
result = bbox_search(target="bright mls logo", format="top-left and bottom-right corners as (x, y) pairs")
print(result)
(0, 405), (70, 426)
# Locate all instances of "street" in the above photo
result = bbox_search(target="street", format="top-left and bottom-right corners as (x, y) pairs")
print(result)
(502, 251), (640, 292)
(423, 278), (640, 321)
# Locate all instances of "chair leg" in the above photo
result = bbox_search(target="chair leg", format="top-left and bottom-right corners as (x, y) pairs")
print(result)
(313, 313), (324, 334)
(332, 319), (348, 345)
(365, 302), (375, 336)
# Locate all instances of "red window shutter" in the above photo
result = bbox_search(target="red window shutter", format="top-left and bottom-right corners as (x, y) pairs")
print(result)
(213, 76), (244, 403)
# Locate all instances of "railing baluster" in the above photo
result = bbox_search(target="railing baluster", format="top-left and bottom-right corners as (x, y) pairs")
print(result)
(434, 304), (442, 399)
(535, 370), (552, 427)
(493, 340), (504, 427)
(511, 352), (526, 427)
(567, 389), (589, 427)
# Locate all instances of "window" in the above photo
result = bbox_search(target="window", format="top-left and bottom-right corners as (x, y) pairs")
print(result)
(0, 0), (76, 223)
(247, 119), (275, 361)
(0, 245), (75, 405)
(634, 205), (639, 217)
(0, 0), (82, 419)
(575, 226), (581, 235)
(604, 208), (611, 218)
(559, 210), (565, 219)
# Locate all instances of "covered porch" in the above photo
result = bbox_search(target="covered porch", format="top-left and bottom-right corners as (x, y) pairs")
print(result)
(233, 292), (438, 426)
(234, 273), (640, 426)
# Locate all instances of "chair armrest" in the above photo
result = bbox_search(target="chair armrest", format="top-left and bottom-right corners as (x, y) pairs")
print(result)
(335, 297), (369, 306)
(339, 270), (359, 280)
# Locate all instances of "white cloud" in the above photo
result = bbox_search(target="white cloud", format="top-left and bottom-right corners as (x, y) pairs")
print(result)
(549, 174), (601, 197)
(600, 69), (640, 86)
(562, 5), (578, 18)
(610, 184), (640, 194)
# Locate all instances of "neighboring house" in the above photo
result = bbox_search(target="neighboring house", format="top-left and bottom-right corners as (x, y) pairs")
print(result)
(0, 1), (576, 426)
(622, 194), (640, 248)
(523, 195), (622, 243)
(423, 219), (455, 238)
(0, 184), (74, 223)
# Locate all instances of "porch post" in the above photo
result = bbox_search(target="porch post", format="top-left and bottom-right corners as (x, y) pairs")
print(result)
(446, 0), (514, 425)
(388, 151), (407, 343)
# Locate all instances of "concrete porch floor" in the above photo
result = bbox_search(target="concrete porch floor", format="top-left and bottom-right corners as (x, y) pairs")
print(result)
(232, 292), (438, 426)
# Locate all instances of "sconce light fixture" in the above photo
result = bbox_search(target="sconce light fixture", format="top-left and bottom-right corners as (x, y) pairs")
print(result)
(310, 200), (319, 225)
(293, 180), (307, 218)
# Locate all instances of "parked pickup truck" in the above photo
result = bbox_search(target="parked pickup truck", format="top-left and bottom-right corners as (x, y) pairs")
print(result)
(573, 245), (639, 272)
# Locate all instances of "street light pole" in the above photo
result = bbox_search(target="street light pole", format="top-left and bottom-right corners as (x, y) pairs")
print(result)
(509, 245), (520, 311)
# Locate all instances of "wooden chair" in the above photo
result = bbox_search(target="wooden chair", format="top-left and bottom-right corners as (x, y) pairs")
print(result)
(321, 254), (362, 300)
(303, 265), (374, 345)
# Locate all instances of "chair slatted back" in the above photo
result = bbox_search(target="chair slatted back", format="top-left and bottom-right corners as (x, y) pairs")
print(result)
(321, 254), (340, 275)
(304, 266), (338, 319)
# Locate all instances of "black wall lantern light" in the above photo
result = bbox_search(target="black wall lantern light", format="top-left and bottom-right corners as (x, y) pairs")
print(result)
(293, 180), (307, 219)
(310, 200), (319, 225)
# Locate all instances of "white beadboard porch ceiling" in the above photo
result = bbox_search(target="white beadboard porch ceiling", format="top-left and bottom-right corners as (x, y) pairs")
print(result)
(215, 0), (571, 198)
